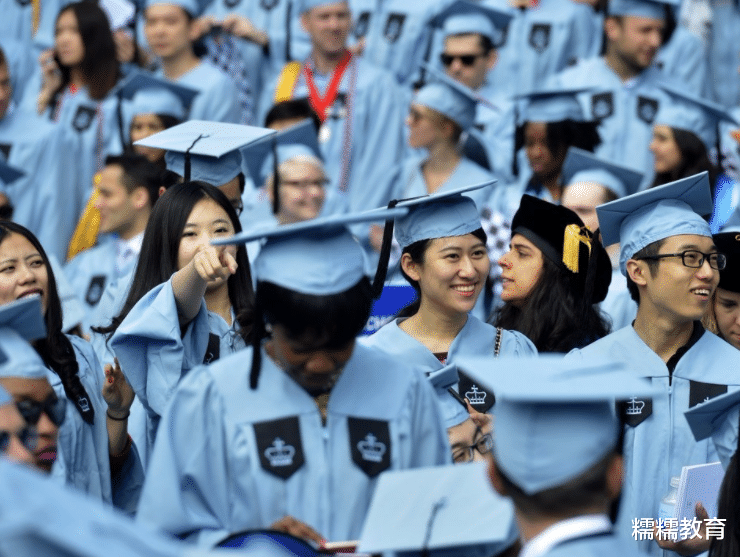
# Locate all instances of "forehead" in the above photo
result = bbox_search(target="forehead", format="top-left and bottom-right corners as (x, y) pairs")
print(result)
(307, 2), (350, 18)
(447, 417), (477, 444)
(428, 233), (485, 251)
(510, 233), (539, 251)
(281, 158), (324, 178)
(99, 164), (125, 186)
(621, 14), (665, 32)
(444, 34), (483, 52)
(185, 197), (231, 223)
(0, 233), (40, 258)
(0, 377), (53, 401)
(562, 182), (609, 207)
(132, 113), (165, 127)
(145, 4), (188, 20)
(660, 233), (715, 252)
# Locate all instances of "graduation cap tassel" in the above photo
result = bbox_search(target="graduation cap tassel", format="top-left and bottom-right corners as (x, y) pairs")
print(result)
(271, 140), (280, 215)
(249, 298), (265, 390)
(183, 134), (205, 183)
(580, 229), (601, 321)
(115, 90), (127, 153)
(371, 199), (400, 300)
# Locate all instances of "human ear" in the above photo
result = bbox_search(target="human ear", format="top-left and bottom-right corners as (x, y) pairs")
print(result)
(626, 259), (648, 287)
(400, 252), (421, 282)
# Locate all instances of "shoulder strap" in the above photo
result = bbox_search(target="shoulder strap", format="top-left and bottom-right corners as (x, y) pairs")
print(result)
(67, 181), (101, 261)
(274, 61), (302, 103)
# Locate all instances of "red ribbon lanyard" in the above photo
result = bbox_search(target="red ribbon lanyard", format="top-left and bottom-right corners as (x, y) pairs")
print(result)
(303, 50), (352, 123)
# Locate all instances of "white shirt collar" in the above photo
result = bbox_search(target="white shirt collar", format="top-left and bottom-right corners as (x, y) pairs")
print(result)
(117, 231), (144, 257)
(519, 514), (612, 557)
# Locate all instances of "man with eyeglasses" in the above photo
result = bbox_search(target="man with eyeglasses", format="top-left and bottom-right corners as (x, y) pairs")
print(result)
(0, 384), (37, 468)
(567, 172), (740, 556)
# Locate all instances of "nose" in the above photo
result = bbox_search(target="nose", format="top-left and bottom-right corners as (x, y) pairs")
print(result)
(498, 252), (511, 270)
(18, 263), (37, 285)
(35, 412), (58, 442)
(648, 29), (662, 49)
(696, 257), (716, 281)
(471, 448), (487, 463)
(458, 255), (477, 278)
(304, 351), (336, 375)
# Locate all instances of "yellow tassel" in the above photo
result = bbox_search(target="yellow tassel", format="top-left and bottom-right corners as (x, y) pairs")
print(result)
(66, 176), (101, 261)
(562, 224), (592, 273)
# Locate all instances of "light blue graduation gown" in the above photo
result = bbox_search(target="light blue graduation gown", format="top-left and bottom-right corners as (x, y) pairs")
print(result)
(655, 25), (709, 98)
(136, 342), (450, 546)
(486, 0), (598, 99)
(543, 532), (650, 557)
(0, 459), (188, 557)
(258, 55), (406, 215)
(110, 277), (246, 457)
(598, 268), (637, 333)
(0, 37), (37, 105)
(707, 1), (740, 109)
(158, 61), (241, 123)
(64, 235), (139, 333)
(0, 102), (82, 263)
(362, 315), (537, 413)
(549, 57), (675, 185)
(475, 82), (517, 186)
(568, 326), (740, 554)
(49, 335), (143, 514)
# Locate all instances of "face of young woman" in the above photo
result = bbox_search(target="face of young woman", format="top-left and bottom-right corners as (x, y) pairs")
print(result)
(55, 9), (85, 68)
(714, 287), (740, 351)
(0, 233), (49, 313)
(650, 124), (683, 175)
(130, 114), (167, 163)
(144, 4), (194, 60)
(177, 198), (237, 290)
(524, 122), (564, 180)
(404, 234), (490, 317)
(498, 233), (545, 307)
(406, 103), (447, 150)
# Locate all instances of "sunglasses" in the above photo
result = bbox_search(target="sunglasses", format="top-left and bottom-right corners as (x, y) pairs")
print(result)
(440, 52), (486, 67)
(0, 425), (38, 453)
(16, 395), (66, 427)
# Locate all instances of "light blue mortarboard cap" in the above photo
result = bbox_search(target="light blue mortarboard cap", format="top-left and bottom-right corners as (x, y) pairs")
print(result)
(135, 120), (276, 185)
(427, 364), (469, 428)
(415, 65), (481, 131)
(655, 85), (740, 150)
(0, 156), (24, 186)
(119, 71), (198, 122)
(596, 172), (713, 274)
(684, 388), (740, 442)
(213, 209), (408, 295)
(243, 119), (323, 187)
(456, 355), (656, 494)
(0, 296), (48, 381)
(394, 181), (494, 249)
(517, 87), (592, 125)
(358, 462), (518, 555)
(562, 147), (643, 199)
(145, 0), (202, 16)
(608, 0), (679, 19)
(297, 0), (346, 14)
(433, 0), (513, 42)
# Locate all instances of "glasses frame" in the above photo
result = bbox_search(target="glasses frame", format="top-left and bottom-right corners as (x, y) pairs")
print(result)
(440, 52), (487, 67)
(452, 430), (493, 464)
(636, 250), (726, 271)
(0, 424), (38, 453)
(16, 395), (67, 427)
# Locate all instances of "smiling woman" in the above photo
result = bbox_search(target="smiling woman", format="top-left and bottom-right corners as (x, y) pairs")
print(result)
(704, 231), (740, 351)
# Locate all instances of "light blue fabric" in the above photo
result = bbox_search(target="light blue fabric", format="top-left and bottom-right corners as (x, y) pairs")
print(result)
(135, 342), (450, 546)
(110, 277), (246, 457)
(707, 2), (740, 109)
(655, 25), (708, 98)
(49, 335), (143, 514)
(567, 326), (740, 554)
(157, 61), (241, 123)
(473, 83), (517, 186)
(549, 57), (677, 186)
(0, 37), (38, 106)
(486, 0), (598, 99)
(598, 268), (637, 332)
(0, 103), (85, 263)
(541, 531), (651, 557)
(363, 316), (537, 419)
(258, 56), (406, 216)
(0, 459), (188, 557)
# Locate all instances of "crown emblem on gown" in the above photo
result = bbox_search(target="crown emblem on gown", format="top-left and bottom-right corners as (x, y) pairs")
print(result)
(265, 438), (295, 467)
(358, 433), (386, 463)
(465, 385), (486, 405)
(626, 397), (645, 415)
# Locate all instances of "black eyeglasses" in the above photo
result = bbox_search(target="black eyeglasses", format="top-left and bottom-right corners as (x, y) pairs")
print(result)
(0, 425), (38, 453)
(440, 52), (486, 67)
(636, 250), (726, 271)
(280, 179), (329, 189)
(231, 199), (244, 217)
(16, 395), (66, 427)
(452, 431), (493, 464)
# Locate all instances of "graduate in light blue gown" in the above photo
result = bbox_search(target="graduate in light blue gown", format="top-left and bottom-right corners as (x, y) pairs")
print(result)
(567, 172), (740, 556)
(364, 183), (536, 422)
(485, 0), (598, 99)
(144, 0), (241, 123)
(458, 355), (654, 557)
(0, 229), (142, 513)
(560, 147), (643, 331)
(135, 208), (450, 546)
(548, 0), (679, 184)
(707, 0), (740, 109)
(258, 0), (406, 217)
(654, 11), (709, 98)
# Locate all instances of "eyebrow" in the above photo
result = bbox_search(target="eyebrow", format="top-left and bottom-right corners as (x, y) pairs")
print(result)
(676, 244), (717, 252)
(183, 218), (231, 228)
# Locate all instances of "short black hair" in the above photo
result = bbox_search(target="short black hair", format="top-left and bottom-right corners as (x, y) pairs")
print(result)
(104, 153), (164, 207)
(626, 238), (666, 303)
(265, 99), (322, 132)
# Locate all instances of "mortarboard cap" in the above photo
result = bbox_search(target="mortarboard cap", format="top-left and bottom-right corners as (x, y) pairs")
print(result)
(433, 0), (513, 42)
(596, 172), (713, 275)
(119, 71), (198, 122)
(0, 296), (47, 380)
(213, 208), (407, 295)
(456, 355), (656, 494)
(297, 0), (346, 14)
(136, 120), (276, 185)
(562, 147), (643, 199)
(243, 119), (323, 187)
(414, 65), (482, 131)
(358, 462), (518, 555)
(684, 388), (740, 442)
(144, 0), (204, 16)
(608, 0), (679, 19)
(655, 85), (740, 150)
(394, 181), (493, 249)
(516, 87), (591, 125)
(0, 296), (46, 342)
(427, 364), (470, 428)
(99, 0), (135, 29)
(511, 195), (612, 303)
(714, 230), (740, 293)
(0, 156), (25, 186)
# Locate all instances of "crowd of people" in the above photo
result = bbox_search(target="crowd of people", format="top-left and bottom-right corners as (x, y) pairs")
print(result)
(0, 0), (740, 555)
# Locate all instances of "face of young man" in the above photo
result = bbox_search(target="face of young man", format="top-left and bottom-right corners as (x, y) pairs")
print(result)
(442, 34), (496, 91)
(606, 15), (665, 74)
(301, 2), (352, 58)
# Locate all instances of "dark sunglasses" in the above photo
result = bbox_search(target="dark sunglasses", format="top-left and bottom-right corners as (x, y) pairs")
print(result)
(440, 52), (485, 67)
(0, 425), (38, 453)
(16, 395), (66, 427)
